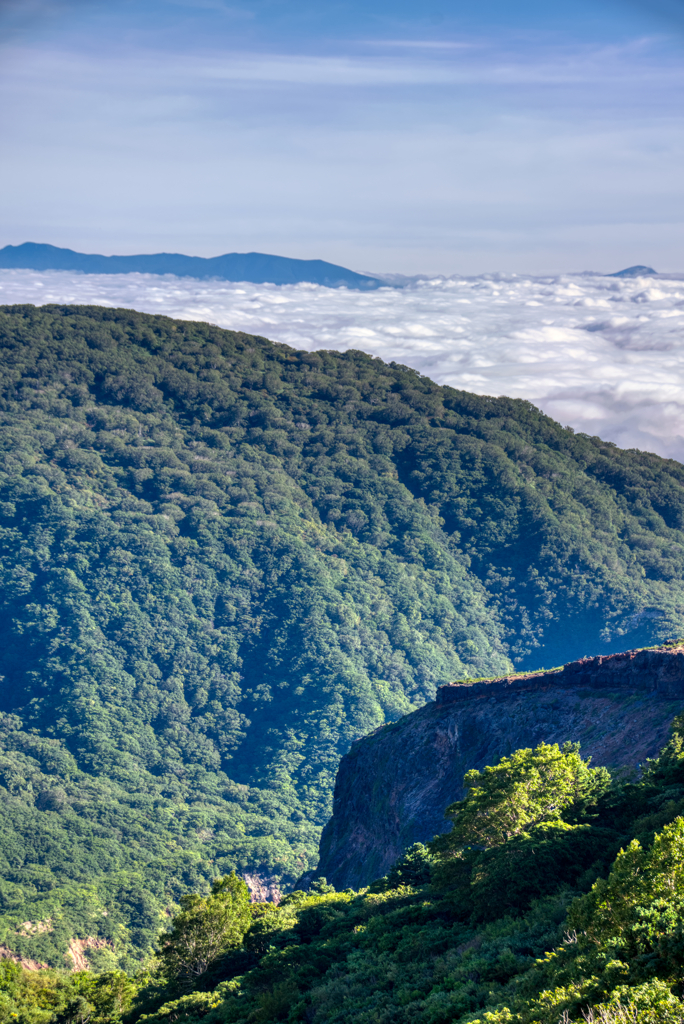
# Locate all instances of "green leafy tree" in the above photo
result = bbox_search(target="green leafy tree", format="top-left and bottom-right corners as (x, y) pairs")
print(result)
(439, 741), (610, 851)
(158, 873), (251, 984)
(571, 817), (684, 969)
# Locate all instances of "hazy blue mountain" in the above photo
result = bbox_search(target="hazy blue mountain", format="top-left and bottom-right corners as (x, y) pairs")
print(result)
(0, 242), (384, 289)
(609, 265), (657, 277)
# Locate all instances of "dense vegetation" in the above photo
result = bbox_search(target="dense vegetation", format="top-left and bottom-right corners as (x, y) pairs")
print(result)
(6, 729), (684, 1023)
(3, 303), (684, 965)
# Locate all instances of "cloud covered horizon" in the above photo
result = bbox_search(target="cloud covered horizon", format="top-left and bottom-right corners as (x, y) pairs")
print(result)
(2, 1), (683, 274)
(2, 267), (684, 462)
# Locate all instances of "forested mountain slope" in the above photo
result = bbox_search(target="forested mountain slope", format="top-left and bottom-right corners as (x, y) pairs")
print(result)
(2, 303), (684, 965)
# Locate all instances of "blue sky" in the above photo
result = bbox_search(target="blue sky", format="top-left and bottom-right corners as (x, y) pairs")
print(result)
(0, 0), (682, 274)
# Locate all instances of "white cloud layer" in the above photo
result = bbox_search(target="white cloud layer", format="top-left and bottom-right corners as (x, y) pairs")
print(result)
(2, 268), (684, 461)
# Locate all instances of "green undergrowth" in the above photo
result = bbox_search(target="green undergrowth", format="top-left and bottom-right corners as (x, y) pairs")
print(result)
(121, 722), (684, 1022)
(7, 725), (684, 1023)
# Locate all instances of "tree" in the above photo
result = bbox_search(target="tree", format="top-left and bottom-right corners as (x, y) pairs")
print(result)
(439, 741), (610, 851)
(159, 872), (251, 983)
(571, 817), (684, 947)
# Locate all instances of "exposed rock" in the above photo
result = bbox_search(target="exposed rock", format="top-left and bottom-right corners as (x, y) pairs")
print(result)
(244, 873), (282, 905)
(66, 937), (114, 971)
(0, 944), (48, 971)
(437, 645), (684, 704)
(16, 919), (52, 936)
(317, 645), (684, 890)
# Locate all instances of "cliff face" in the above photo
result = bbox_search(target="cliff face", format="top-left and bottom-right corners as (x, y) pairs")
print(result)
(317, 645), (684, 890)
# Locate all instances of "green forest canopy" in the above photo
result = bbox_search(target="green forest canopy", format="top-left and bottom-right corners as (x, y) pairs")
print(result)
(3, 302), (684, 966)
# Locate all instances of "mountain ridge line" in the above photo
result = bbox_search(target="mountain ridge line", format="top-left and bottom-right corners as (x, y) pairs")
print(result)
(0, 242), (384, 289)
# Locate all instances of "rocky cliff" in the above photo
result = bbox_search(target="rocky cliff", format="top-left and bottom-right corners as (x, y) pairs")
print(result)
(317, 645), (684, 889)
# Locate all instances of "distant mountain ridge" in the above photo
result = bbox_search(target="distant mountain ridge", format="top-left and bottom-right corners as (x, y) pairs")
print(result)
(0, 242), (384, 289)
(609, 264), (657, 277)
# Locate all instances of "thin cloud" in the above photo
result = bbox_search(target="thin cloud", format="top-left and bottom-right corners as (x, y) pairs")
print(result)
(363, 39), (478, 50)
(96, 44), (684, 87)
(3, 269), (684, 460)
(4, 38), (681, 90)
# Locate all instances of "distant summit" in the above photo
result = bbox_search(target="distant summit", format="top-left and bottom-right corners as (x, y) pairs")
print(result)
(609, 265), (657, 278)
(0, 242), (384, 290)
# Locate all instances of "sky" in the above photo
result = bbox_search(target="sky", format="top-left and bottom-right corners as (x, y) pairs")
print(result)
(3, 267), (684, 461)
(0, 0), (683, 275)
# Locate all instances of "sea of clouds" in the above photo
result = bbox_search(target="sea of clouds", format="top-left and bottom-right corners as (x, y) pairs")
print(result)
(2, 268), (684, 461)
